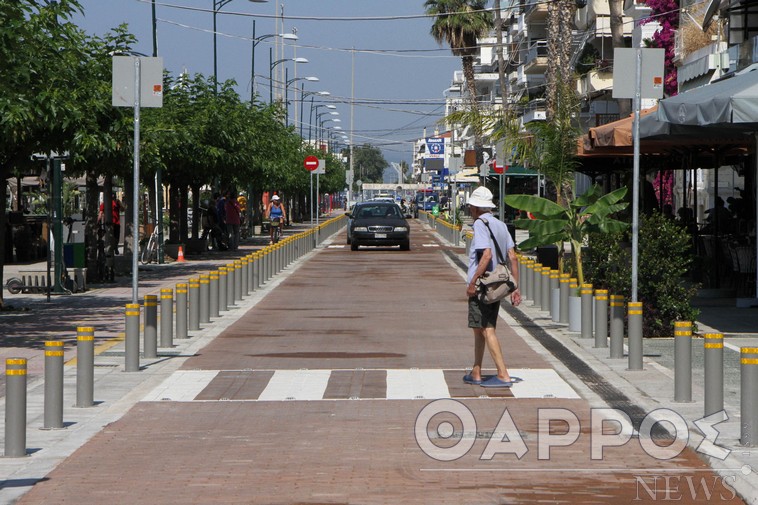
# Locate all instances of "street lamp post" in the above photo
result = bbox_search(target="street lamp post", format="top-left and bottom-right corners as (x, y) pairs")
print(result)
(249, 20), (297, 102)
(300, 90), (329, 137)
(318, 115), (340, 150)
(310, 104), (336, 143)
(283, 68), (318, 126)
(213, 0), (267, 93)
(269, 48), (308, 103)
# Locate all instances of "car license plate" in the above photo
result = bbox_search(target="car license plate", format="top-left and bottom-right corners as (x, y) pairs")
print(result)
(374, 233), (387, 238)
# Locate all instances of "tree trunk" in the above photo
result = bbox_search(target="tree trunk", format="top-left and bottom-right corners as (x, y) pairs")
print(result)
(168, 183), (179, 243)
(546, 0), (575, 120)
(180, 185), (189, 243)
(609, 0), (631, 117)
(85, 170), (99, 283)
(103, 178), (114, 259)
(494, 0), (509, 108)
(191, 184), (201, 239)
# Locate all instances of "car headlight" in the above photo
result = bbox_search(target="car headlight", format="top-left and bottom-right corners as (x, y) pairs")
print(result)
(393, 226), (408, 232)
(353, 226), (368, 232)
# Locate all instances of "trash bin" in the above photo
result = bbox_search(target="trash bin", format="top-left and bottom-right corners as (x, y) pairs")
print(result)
(63, 243), (86, 268)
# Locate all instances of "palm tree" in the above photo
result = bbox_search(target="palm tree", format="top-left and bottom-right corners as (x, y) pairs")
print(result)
(425, 0), (493, 164)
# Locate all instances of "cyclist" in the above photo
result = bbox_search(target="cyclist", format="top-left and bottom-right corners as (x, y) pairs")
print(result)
(265, 194), (286, 244)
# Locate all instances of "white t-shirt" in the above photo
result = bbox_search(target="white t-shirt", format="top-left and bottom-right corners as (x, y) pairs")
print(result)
(467, 213), (515, 284)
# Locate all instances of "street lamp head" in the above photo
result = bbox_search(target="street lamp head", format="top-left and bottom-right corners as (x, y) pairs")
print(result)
(317, 91), (330, 96)
(304, 76), (319, 82)
(293, 57), (308, 64)
(326, 105), (337, 109)
(281, 33), (298, 40)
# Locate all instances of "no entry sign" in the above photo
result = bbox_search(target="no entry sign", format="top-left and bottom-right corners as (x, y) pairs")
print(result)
(304, 155), (319, 171)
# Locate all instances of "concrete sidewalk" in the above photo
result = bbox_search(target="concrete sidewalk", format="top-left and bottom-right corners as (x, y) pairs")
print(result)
(0, 217), (756, 503)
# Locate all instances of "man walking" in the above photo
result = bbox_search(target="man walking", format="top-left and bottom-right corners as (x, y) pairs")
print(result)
(463, 186), (521, 388)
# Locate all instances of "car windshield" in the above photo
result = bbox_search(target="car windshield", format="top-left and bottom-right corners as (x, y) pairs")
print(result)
(355, 205), (401, 219)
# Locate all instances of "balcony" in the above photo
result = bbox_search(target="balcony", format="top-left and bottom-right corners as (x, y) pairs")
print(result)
(523, 41), (548, 74)
(524, 0), (548, 22)
(521, 99), (547, 124)
(576, 68), (614, 96)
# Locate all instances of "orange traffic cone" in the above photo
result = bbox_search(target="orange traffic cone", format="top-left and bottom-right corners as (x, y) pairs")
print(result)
(177, 246), (186, 263)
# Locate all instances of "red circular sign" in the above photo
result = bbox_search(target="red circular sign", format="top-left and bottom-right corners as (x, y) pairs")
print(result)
(304, 155), (319, 171)
(493, 164), (504, 175)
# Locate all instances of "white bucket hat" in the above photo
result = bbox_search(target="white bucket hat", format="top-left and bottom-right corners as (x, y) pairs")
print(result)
(467, 186), (495, 209)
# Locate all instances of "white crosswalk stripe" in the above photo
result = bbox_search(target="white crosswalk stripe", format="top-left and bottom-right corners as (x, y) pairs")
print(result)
(141, 368), (580, 402)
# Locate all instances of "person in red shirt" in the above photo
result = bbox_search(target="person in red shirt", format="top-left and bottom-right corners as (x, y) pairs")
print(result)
(98, 193), (122, 255)
(224, 191), (241, 250)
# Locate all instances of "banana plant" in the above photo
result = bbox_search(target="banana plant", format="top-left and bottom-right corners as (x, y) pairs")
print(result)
(505, 185), (629, 284)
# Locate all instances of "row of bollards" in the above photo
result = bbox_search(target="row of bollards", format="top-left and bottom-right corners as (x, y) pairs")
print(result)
(518, 257), (643, 371)
(515, 254), (758, 446)
(4, 217), (346, 457)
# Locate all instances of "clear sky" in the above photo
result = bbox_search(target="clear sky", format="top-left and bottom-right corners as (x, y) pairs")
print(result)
(72, 0), (462, 168)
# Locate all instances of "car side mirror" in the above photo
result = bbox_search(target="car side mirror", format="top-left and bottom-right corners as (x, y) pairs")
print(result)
(345, 212), (352, 218)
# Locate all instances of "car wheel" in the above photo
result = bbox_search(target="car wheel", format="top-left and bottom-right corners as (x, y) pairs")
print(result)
(351, 242), (359, 251)
(400, 241), (410, 251)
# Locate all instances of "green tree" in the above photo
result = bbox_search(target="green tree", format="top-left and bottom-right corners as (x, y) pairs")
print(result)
(0, 0), (89, 304)
(352, 144), (387, 184)
(506, 185), (629, 284)
(425, 0), (492, 165)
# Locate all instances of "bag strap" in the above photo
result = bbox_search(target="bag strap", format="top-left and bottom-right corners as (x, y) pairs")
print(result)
(478, 218), (506, 265)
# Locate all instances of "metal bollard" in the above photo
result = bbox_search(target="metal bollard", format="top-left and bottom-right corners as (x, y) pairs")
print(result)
(234, 260), (243, 301)
(143, 294), (158, 359)
(176, 283), (188, 339)
(532, 263), (542, 308)
(125, 303), (140, 372)
(627, 301), (643, 370)
(241, 257), (249, 296)
(188, 278), (200, 331)
(254, 252), (261, 290)
(5, 358), (27, 457)
(160, 288), (173, 348)
(226, 264), (236, 307)
(594, 289), (608, 348)
(741, 347), (758, 446)
(609, 295), (625, 358)
(524, 260), (533, 301)
(540, 266), (550, 311)
(209, 271), (219, 318)
(549, 270), (560, 321)
(199, 274), (210, 323)
(218, 267), (228, 312)
(559, 273), (570, 324)
(44, 341), (64, 429)
(568, 279), (580, 332)
(254, 253), (258, 293)
(581, 283), (593, 338)
(673, 321), (692, 402)
(704, 333), (724, 417)
(76, 326), (95, 406)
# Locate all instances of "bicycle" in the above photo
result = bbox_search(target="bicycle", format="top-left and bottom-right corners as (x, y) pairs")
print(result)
(140, 226), (159, 264)
(271, 217), (282, 244)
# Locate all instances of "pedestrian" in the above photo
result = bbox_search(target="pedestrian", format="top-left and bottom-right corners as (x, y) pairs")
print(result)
(265, 194), (286, 244)
(463, 186), (521, 388)
(225, 191), (241, 250)
(98, 193), (122, 255)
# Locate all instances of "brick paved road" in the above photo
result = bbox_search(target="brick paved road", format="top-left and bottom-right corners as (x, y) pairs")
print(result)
(14, 222), (747, 504)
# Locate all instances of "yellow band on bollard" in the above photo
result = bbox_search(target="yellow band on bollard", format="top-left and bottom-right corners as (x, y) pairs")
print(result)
(6, 369), (27, 375)
(704, 333), (724, 340)
(705, 343), (724, 349)
(674, 321), (691, 327)
(77, 326), (95, 332)
(176, 289), (187, 294)
(46, 341), (64, 347)
(742, 358), (758, 365)
(161, 288), (172, 293)
(77, 335), (94, 341)
(45, 351), (64, 357)
(742, 347), (758, 354)
(6, 358), (26, 365)
(177, 283), (187, 288)
(674, 331), (692, 336)
(126, 304), (139, 309)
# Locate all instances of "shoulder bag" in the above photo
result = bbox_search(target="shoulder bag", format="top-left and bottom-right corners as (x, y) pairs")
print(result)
(475, 218), (517, 304)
